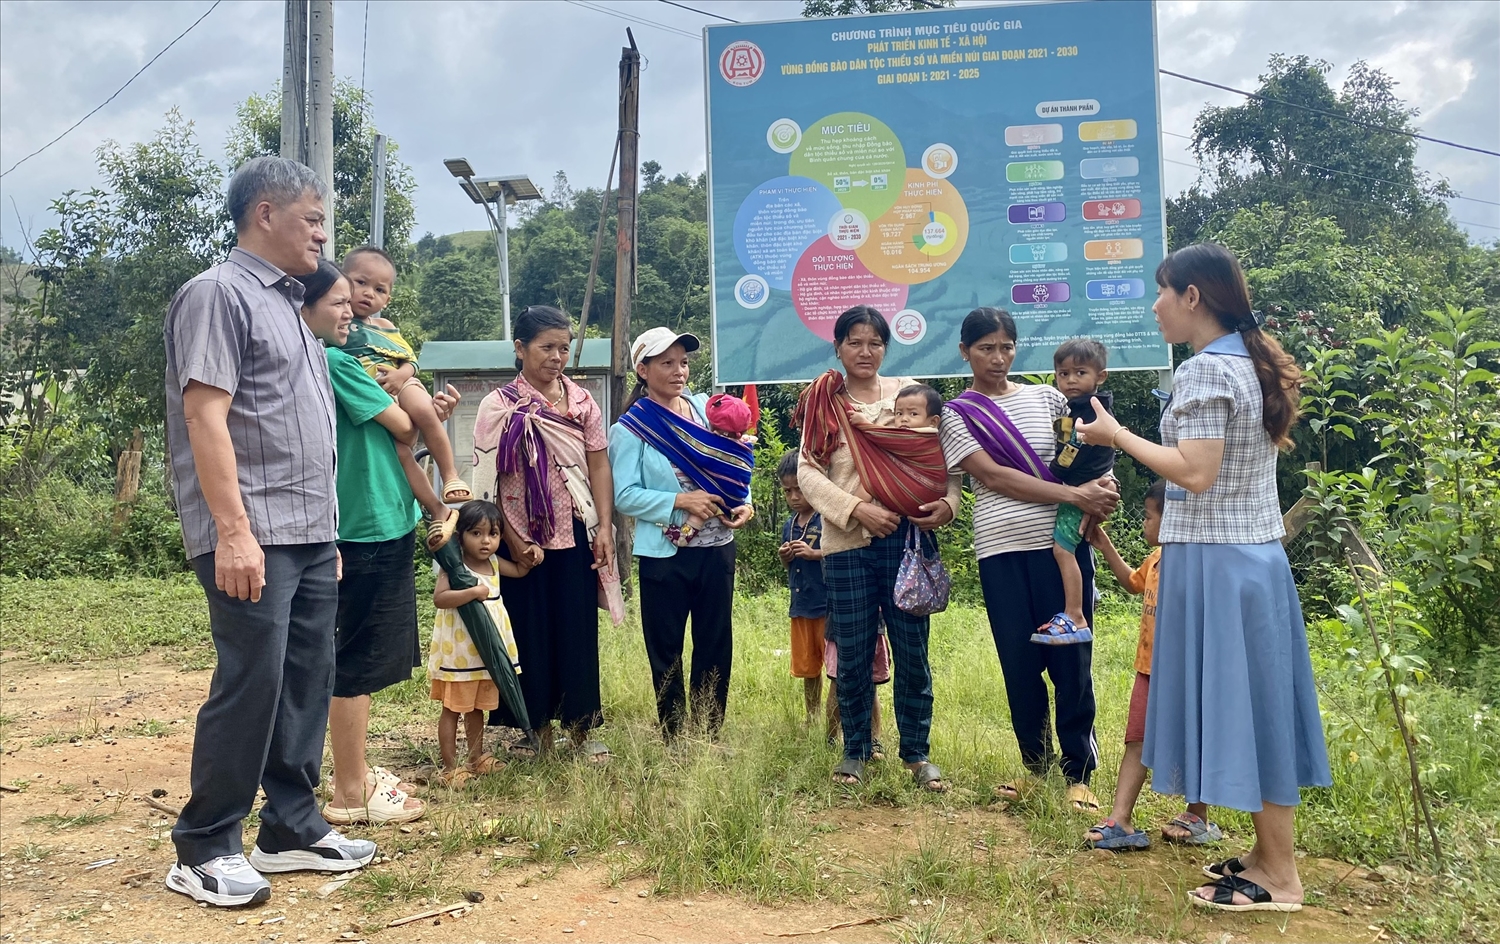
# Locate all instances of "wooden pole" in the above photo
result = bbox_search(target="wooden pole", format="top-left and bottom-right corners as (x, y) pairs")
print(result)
(573, 136), (620, 370)
(610, 32), (640, 426)
(611, 31), (641, 595)
(280, 0), (308, 164)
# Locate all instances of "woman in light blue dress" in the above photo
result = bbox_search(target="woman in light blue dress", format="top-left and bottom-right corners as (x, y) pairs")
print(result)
(1077, 243), (1330, 913)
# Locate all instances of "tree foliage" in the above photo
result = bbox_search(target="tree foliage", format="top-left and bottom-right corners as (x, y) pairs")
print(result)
(226, 81), (418, 259)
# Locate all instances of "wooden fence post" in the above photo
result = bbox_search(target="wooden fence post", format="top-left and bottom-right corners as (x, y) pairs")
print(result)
(111, 428), (144, 532)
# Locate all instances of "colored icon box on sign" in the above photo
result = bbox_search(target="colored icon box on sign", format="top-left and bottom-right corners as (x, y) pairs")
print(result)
(1082, 198), (1142, 221)
(1009, 242), (1069, 264)
(1086, 278), (1146, 300)
(1079, 157), (1140, 179)
(1004, 124), (1064, 147)
(1007, 161), (1065, 183)
(1008, 202), (1067, 224)
(1078, 119), (1138, 142)
(1084, 239), (1145, 261)
(1011, 282), (1070, 305)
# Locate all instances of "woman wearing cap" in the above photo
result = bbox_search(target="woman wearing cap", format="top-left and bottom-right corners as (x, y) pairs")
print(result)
(608, 328), (754, 740)
(471, 305), (616, 762)
(793, 306), (961, 792)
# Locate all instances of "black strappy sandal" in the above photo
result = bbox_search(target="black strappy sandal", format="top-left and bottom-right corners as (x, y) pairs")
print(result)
(1201, 856), (1247, 879)
(1189, 875), (1302, 913)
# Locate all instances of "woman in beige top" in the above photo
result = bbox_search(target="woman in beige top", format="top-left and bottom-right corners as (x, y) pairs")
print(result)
(795, 306), (961, 791)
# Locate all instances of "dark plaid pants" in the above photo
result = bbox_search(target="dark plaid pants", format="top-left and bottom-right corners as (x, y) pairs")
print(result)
(823, 522), (935, 763)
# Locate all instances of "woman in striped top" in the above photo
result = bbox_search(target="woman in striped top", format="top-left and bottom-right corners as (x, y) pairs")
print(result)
(939, 307), (1120, 811)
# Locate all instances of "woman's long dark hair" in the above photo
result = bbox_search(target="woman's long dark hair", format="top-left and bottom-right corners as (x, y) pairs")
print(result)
(1156, 243), (1301, 448)
(960, 307), (1017, 346)
(832, 305), (890, 346)
(513, 305), (574, 370)
(296, 258), (346, 309)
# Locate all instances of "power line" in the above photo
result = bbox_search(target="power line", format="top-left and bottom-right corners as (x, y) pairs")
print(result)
(1161, 130), (1500, 208)
(0, 1), (223, 179)
(657, 0), (734, 22)
(1163, 157), (1499, 230)
(567, 0), (699, 40)
(1159, 69), (1500, 159)
(360, 0), (371, 118)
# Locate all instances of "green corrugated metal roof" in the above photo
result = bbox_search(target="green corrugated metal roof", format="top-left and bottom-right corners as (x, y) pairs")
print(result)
(418, 337), (613, 372)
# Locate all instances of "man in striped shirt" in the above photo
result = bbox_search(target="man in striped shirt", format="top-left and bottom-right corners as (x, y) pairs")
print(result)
(163, 157), (374, 908)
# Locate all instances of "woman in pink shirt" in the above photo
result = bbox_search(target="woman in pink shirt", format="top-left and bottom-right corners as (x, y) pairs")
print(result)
(471, 306), (616, 763)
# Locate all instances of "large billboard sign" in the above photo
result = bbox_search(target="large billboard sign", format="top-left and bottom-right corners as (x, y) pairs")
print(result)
(705, 0), (1169, 383)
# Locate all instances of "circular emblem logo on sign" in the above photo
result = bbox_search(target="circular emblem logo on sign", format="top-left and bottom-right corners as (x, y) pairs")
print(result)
(719, 41), (765, 87)
(735, 274), (770, 309)
(892, 309), (927, 345)
(921, 143), (959, 179)
(766, 118), (802, 154)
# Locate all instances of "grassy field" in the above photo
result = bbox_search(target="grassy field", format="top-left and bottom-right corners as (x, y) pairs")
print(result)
(3, 574), (1498, 941)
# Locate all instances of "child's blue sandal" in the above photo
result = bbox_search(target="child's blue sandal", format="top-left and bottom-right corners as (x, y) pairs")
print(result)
(1086, 819), (1150, 851)
(1163, 812), (1224, 845)
(1031, 613), (1094, 645)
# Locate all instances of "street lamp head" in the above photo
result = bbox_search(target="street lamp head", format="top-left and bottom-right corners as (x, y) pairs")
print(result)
(458, 180), (487, 205)
(473, 175), (542, 206)
(443, 157), (475, 179)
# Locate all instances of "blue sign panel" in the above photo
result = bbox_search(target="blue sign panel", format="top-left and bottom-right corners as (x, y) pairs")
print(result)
(704, 0), (1170, 382)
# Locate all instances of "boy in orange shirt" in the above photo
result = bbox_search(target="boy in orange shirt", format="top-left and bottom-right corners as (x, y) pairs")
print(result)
(1085, 480), (1221, 849)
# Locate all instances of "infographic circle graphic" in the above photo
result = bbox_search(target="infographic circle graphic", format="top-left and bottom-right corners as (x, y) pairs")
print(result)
(789, 112), (905, 221)
(915, 212), (957, 256)
(766, 118), (802, 154)
(735, 274), (770, 309)
(792, 236), (908, 342)
(733, 176), (843, 291)
(828, 208), (869, 250)
(719, 41), (765, 87)
(921, 143), (958, 179)
(892, 309), (927, 345)
(855, 169), (970, 285)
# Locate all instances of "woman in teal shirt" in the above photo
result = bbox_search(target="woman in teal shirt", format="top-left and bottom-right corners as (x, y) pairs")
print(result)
(608, 328), (753, 740)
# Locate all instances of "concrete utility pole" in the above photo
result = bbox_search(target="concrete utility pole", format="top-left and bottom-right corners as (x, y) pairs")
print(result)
(307, 0), (336, 257)
(371, 134), (387, 249)
(609, 31), (641, 427)
(280, 0), (308, 164)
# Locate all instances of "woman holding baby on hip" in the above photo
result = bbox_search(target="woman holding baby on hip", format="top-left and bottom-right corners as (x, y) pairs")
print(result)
(940, 307), (1120, 812)
(608, 328), (756, 741)
(793, 306), (961, 792)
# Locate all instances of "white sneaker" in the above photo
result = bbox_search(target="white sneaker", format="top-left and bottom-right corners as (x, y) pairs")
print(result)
(166, 855), (272, 907)
(249, 829), (377, 873)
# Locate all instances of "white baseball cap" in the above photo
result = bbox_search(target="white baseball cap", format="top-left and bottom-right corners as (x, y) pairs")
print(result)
(631, 327), (701, 368)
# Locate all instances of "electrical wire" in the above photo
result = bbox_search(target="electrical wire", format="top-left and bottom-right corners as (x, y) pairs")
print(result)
(0, 0), (223, 179)
(1161, 130), (1500, 208)
(1163, 157), (1498, 230)
(657, 0), (734, 22)
(1159, 69), (1499, 158)
(359, 0), (371, 118)
(566, 0), (699, 40)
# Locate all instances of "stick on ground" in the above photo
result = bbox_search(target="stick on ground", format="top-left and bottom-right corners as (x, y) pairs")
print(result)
(141, 796), (181, 817)
(386, 902), (469, 928)
(773, 915), (898, 937)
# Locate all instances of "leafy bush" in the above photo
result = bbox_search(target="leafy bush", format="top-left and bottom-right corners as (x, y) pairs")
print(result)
(0, 476), (186, 579)
(1297, 305), (1499, 682)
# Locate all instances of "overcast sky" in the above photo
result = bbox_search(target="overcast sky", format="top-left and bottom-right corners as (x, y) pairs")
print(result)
(1, 0), (1496, 252)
